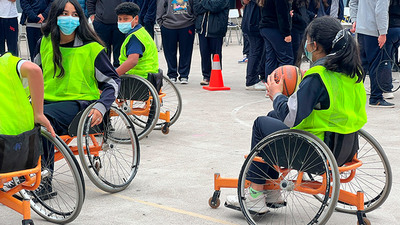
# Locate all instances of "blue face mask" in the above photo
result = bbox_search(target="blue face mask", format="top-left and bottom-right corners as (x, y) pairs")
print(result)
(304, 40), (316, 62)
(118, 20), (134, 34)
(57, 16), (80, 35)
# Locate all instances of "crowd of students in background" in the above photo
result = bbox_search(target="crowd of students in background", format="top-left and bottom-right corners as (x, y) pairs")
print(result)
(0, 0), (399, 108)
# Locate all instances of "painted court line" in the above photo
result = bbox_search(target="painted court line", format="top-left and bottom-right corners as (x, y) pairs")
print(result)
(90, 187), (238, 225)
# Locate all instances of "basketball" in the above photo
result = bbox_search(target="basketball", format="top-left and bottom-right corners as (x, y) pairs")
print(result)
(272, 65), (303, 96)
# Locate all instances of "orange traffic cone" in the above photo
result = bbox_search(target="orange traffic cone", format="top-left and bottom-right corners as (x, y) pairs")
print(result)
(203, 54), (230, 91)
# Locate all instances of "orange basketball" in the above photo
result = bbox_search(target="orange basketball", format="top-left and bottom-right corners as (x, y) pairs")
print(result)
(272, 65), (303, 96)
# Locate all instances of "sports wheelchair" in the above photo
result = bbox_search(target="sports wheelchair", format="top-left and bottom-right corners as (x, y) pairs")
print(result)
(5, 103), (139, 224)
(209, 129), (392, 225)
(1, 126), (85, 224)
(118, 69), (182, 140)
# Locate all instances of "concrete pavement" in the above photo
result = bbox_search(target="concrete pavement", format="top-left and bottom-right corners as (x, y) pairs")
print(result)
(2, 40), (400, 225)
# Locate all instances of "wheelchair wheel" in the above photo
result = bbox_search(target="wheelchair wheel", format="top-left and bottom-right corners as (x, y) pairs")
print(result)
(334, 129), (392, 213)
(20, 128), (85, 224)
(118, 75), (160, 140)
(238, 129), (340, 225)
(154, 75), (182, 130)
(77, 104), (140, 193)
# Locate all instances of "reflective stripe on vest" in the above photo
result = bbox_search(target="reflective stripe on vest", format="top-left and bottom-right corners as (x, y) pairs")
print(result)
(292, 65), (367, 140)
(119, 27), (159, 79)
(0, 53), (34, 135)
(40, 36), (103, 101)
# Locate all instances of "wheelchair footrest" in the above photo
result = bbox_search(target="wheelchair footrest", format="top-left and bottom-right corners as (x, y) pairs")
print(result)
(224, 202), (269, 215)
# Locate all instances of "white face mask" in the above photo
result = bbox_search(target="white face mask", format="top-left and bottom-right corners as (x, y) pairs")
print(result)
(304, 40), (316, 62)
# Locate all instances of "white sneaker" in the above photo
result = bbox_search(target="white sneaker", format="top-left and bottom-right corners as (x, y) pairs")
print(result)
(393, 78), (399, 83)
(383, 92), (394, 99)
(180, 78), (189, 84)
(265, 190), (286, 208)
(246, 81), (266, 91)
(225, 189), (269, 214)
(169, 77), (177, 84)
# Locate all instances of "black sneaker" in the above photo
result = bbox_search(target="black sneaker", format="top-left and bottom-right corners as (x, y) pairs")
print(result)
(32, 182), (57, 202)
(369, 99), (395, 108)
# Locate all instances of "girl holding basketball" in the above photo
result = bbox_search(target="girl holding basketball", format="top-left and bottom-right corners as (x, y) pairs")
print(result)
(225, 16), (367, 214)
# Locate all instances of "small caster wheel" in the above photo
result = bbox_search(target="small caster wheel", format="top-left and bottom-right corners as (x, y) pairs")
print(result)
(162, 125), (170, 134)
(208, 197), (221, 209)
(22, 219), (34, 225)
(357, 218), (371, 225)
(93, 157), (102, 171)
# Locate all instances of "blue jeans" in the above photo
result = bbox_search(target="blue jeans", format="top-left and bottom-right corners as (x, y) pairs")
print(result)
(259, 28), (293, 80)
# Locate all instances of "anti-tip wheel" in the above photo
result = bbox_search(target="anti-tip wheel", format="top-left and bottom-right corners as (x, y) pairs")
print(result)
(208, 197), (221, 209)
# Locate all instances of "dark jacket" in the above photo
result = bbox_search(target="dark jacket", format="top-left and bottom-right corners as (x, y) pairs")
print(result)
(193, 0), (230, 38)
(19, 0), (53, 24)
(131, 0), (157, 24)
(389, 1), (400, 28)
(87, 0), (126, 24)
(317, 0), (344, 20)
(241, 0), (262, 36)
(292, 1), (310, 31)
(259, 0), (292, 37)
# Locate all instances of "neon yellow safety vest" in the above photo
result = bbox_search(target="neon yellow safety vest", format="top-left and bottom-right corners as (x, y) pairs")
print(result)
(0, 53), (34, 135)
(40, 35), (103, 101)
(293, 65), (367, 140)
(119, 27), (158, 79)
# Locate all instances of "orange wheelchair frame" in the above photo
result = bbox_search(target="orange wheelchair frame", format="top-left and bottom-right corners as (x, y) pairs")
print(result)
(209, 129), (392, 225)
(210, 155), (369, 224)
(0, 158), (41, 225)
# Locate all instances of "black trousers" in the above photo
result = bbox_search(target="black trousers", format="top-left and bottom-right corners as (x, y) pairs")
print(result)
(0, 17), (18, 56)
(198, 33), (223, 80)
(161, 25), (195, 80)
(26, 27), (42, 61)
(93, 20), (125, 67)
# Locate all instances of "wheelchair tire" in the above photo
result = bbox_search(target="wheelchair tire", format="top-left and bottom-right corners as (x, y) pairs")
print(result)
(334, 129), (392, 214)
(154, 75), (182, 130)
(238, 129), (340, 225)
(20, 128), (85, 224)
(118, 75), (160, 140)
(77, 104), (140, 193)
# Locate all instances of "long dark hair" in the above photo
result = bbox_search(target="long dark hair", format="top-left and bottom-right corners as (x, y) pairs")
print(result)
(41, 0), (104, 78)
(299, 16), (364, 83)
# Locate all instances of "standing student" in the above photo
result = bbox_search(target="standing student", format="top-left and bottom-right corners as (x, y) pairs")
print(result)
(242, 0), (266, 90)
(157, 0), (195, 84)
(292, 0), (310, 62)
(131, 0), (157, 39)
(34, 0), (120, 195)
(382, 0), (400, 99)
(350, 0), (394, 107)
(87, 0), (126, 67)
(193, 0), (230, 85)
(19, 0), (53, 60)
(0, 0), (19, 56)
(258, 0), (293, 80)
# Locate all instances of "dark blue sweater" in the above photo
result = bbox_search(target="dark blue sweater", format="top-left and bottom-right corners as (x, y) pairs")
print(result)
(19, 0), (53, 24)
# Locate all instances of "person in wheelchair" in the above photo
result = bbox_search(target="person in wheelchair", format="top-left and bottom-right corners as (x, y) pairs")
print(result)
(33, 0), (120, 197)
(0, 52), (55, 176)
(115, 2), (159, 79)
(225, 16), (367, 214)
